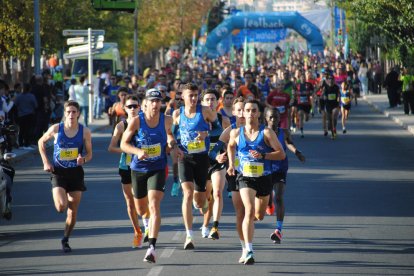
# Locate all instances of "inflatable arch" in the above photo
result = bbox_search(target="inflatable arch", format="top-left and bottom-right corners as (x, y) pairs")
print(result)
(205, 11), (324, 57)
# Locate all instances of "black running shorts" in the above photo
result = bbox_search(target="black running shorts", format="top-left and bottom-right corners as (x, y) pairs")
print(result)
(178, 153), (209, 192)
(237, 174), (273, 197)
(119, 168), (132, 184)
(131, 169), (166, 199)
(51, 166), (86, 192)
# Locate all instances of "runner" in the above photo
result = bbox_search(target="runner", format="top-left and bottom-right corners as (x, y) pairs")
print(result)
(109, 87), (129, 128)
(294, 74), (314, 138)
(227, 99), (285, 265)
(108, 95), (145, 248)
(264, 107), (305, 244)
(165, 83), (184, 197)
(172, 83), (217, 250)
(218, 89), (236, 125)
(209, 96), (247, 262)
(323, 75), (341, 139)
(340, 80), (354, 134)
(199, 88), (230, 239)
(38, 100), (92, 252)
(120, 88), (180, 263)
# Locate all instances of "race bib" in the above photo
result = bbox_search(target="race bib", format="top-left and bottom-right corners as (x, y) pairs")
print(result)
(209, 143), (216, 153)
(276, 106), (286, 114)
(110, 89), (118, 96)
(142, 143), (162, 158)
(235, 156), (240, 168)
(187, 140), (206, 154)
(342, 97), (351, 104)
(328, 94), (337, 100)
(126, 154), (132, 165)
(60, 148), (78, 161)
(300, 96), (308, 103)
(242, 161), (264, 177)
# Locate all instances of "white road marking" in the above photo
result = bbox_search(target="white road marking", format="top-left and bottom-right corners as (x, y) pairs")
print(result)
(147, 266), (163, 276)
(160, 247), (175, 258)
(172, 231), (182, 241)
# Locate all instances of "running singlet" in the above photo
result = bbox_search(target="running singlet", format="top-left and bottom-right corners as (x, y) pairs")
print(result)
(266, 90), (290, 116)
(296, 83), (312, 105)
(130, 112), (167, 172)
(340, 89), (352, 106)
(237, 125), (273, 177)
(209, 113), (223, 152)
(219, 108), (236, 125)
(271, 128), (288, 173)
(178, 105), (210, 154)
(53, 122), (84, 169)
(119, 120), (132, 170)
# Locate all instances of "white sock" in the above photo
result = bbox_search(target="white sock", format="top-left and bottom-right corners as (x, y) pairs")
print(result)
(143, 218), (150, 230)
(240, 240), (245, 250)
(186, 230), (193, 238)
(245, 242), (253, 252)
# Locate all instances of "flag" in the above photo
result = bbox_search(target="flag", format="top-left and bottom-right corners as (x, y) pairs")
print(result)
(344, 35), (349, 60)
(249, 42), (256, 67)
(243, 36), (247, 69)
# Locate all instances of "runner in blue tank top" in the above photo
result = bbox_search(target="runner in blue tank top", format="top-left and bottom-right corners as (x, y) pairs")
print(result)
(218, 89), (236, 125)
(209, 96), (248, 263)
(171, 83), (217, 250)
(199, 89), (230, 240)
(264, 107), (305, 245)
(38, 101), (92, 253)
(227, 99), (285, 265)
(121, 89), (181, 264)
(108, 95), (145, 249)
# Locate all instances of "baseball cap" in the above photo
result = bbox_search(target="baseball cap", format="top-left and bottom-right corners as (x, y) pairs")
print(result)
(145, 88), (162, 100)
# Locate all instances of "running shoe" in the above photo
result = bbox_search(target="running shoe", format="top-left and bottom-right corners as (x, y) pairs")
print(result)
(208, 227), (220, 240)
(343, 129), (347, 134)
(61, 239), (72, 253)
(266, 202), (275, 216)
(244, 251), (255, 265)
(171, 181), (180, 197)
(238, 249), (247, 264)
(143, 247), (156, 263)
(270, 229), (283, 244)
(133, 232), (143, 248)
(143, 228), (149, 243)
(201, 226), (209, 238)
(184, 237), (195, 250)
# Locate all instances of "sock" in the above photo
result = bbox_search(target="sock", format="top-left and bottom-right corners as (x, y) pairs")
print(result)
(245, 242), (253, 252)
(276, 220), (283, 231)
(143, 218), (150, 230)
(213, 221), (219, 228)
(186, 229), (193, 238)
(148, 238), (157, 248)
(240, 240), (245, 250)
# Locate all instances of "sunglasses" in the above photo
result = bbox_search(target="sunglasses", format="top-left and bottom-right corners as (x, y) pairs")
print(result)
(126, 104), (139, 109)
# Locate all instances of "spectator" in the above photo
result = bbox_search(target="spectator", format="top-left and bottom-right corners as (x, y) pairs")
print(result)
(92, 69), (104, 119)
(383, 67), (401, 108)
(400, 68), (414, 115)
(74, 75), (90, 126)
(14, 83), (37, 149)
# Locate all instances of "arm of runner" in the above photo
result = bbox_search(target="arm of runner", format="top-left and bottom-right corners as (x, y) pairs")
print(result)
(226, 128), (238, 176)
(120, 116), (148, 160)
(262, 128), (286, 160)
(165, 115), (183, 159)
(284, 130), (305, 162)
(221, 115), (230, 130)
(107, 121), (124, 154)
(38, 124), (59, 173)
(79, 127), (92, 165)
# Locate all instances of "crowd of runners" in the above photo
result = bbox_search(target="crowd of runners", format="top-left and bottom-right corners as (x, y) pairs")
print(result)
(39, 46), (363, 265)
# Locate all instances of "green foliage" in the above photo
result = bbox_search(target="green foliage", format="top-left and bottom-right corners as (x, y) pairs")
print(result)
(0, 0), (214, 60)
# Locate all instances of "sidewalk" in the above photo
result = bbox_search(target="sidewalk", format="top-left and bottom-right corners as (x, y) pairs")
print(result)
(363, 93), (414, 135)
(10, 115), (110, 164)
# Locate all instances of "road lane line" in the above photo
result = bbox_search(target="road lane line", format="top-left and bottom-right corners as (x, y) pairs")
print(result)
(172, 231), (182, 241)
(160, 247), (175, 258)
(147, 266), (163, 276)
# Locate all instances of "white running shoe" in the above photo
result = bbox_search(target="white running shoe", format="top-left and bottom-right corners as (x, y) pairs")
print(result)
(201, 226), (209, 238)
(143, 247), (156, 263)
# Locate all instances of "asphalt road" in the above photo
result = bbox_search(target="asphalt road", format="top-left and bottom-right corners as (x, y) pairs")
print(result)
(1, 99), (414, 276)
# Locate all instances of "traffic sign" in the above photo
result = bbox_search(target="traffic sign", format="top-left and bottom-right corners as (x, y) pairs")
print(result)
(68, 41), (104, 54)
(63, 51), (100, 59)
(63, 29), (105, 36)
(67, 35), (104, 45)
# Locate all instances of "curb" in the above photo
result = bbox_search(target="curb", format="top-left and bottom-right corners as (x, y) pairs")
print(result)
(363, 96), (414, 136)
